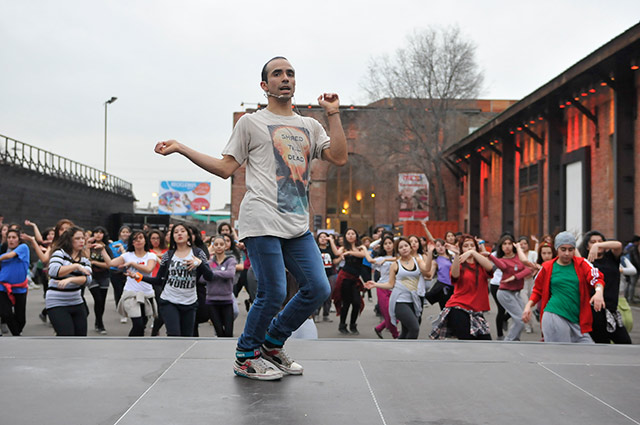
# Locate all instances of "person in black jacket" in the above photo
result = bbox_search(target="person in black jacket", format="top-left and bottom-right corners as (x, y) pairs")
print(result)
(138, 224), (213, 336)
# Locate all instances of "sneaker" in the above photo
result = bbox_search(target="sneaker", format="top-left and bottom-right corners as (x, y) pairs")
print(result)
(39, 312), (47, 323)
(322, 315), (333, 323)
(260, 346), (303, 375)
(96, 327), (107, 335)
(338, 324), (349, 335)
(0, 323), (9, 335)
(374, 328), (383, 339)
(120, 316), (128, 323)
(233, 357), (284, 381)
(349, 326), (360, 335)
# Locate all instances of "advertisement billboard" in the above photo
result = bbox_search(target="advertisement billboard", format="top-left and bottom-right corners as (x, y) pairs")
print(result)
(398, 173), (429, 221)
(158, 181), (210, 215)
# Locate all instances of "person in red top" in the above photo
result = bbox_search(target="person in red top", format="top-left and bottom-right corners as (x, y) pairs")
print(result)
(489, 234), (532, 341)
(430, 234), (494, 340)
(522, 231), (605, 343)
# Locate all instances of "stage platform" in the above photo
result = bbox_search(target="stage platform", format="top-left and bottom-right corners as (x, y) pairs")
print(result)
(1, 338), (639, 425)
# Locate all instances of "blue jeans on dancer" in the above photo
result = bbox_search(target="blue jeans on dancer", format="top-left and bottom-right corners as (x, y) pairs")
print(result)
(236, 231), (331, 355)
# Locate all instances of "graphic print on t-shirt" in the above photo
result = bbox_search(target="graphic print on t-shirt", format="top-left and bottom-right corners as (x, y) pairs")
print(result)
(269, 124), (311, 215)
(167, 259), (195, 289)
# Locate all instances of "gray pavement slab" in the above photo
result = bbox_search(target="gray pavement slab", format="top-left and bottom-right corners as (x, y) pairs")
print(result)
(1, 338), (639, 425)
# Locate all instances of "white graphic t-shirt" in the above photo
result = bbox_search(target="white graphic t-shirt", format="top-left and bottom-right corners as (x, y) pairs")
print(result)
(122, 251), (157, 295)
(160, 251), (198, 305)
(222, 109), (331, 239)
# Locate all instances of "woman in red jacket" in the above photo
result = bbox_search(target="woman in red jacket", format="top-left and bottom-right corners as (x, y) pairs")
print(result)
(522, 231), (605, 343)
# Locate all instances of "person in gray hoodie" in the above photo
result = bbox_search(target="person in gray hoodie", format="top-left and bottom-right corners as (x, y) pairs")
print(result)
(204, 235), (238, 337)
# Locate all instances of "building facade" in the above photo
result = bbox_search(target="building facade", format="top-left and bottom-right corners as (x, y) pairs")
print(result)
(444, 23), (640, 244)
(229, 99), (515, 236)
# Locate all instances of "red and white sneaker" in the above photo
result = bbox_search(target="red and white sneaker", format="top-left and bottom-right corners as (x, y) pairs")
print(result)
(233, 356), (284, 381)
(260, 345), (304, 375)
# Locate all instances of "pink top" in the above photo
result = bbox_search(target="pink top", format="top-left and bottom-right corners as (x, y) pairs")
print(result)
(489, 254), (531, 291)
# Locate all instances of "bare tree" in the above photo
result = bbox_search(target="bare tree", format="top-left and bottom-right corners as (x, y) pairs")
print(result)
(362, 25), (484, 221)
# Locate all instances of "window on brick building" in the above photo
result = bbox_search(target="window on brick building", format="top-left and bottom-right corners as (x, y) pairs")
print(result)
(519, 163), (539, 237)
(325, 153), (375, 235)
(482, 177), (489, 217)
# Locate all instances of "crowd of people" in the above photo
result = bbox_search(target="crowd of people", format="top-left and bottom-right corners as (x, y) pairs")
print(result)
(0, 215), (254, 338)
(324, 223), (637, 344)
(0, 213), (637, 344)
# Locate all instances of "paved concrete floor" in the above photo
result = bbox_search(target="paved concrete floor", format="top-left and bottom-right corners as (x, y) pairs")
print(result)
(1, 338), (639, 425)
(12, 285), (640, 343)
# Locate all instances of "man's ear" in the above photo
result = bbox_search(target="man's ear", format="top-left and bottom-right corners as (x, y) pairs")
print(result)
(260, 80), (268, 92)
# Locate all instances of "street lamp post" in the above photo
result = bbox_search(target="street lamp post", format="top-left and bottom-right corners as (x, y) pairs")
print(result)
(104, 96), (118, 175)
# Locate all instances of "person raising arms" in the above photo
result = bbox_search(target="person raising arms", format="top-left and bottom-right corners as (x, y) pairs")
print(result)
(154, 56), (347, 380)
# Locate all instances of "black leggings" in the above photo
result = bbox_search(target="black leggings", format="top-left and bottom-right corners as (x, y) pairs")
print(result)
(110, 271), (126, 308)
(425, 281), (454, 310)
(490, 284), (509, 337)
(89, 286), (108, 329)
(339, 277), (361, 328)
(0, 292), (27, 335)
(395, 302), (420, 339)
(48, 304), (87, 336)
(590, 309), (632, 344)
(447, 308), (491, 340)
(207, 303), (234, 337)
(151, 285), (165, 336)
(129, 304), (148, 337)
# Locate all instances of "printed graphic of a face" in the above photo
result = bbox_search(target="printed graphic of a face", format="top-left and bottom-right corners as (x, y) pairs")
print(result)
(270, 124), (311, 215)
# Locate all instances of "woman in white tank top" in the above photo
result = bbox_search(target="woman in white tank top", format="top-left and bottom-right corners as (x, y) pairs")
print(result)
(365, 237), (428, 339)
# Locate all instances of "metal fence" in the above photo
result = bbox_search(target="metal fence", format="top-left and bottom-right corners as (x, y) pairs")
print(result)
(0, 134), (134, 196)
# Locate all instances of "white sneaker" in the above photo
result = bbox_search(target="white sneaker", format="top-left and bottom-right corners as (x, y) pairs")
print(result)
(260, 345), (304, 375)
(233, 357), (284, 381)
(120, 316), (128, 323)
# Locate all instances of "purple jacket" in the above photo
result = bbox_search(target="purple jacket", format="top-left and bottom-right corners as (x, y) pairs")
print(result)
(203, 255), (237, 303)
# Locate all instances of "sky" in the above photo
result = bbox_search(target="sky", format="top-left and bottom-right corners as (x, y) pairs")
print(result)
(1, 2), (639, 211)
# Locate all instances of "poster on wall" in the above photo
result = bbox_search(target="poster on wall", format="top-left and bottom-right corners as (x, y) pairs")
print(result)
(158, 181), (210, 215)
(398, 173), (429, 221)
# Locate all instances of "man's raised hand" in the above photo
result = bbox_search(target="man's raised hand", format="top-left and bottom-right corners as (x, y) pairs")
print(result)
(155, 140), (181, 156)
(318, 93), (340, 111)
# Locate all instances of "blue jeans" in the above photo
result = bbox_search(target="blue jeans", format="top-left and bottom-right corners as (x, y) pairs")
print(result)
(236, 231), (330, 353)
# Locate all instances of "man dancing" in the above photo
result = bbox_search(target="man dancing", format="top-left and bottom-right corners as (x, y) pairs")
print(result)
(154, 56), (347, 380)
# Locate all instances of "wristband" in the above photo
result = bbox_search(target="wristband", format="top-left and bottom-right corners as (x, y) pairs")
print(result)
(134, 272), (143, 282)
(478, 240), (485, 245)
(595, 285), (603, 292)
(327, 109), (340, 116)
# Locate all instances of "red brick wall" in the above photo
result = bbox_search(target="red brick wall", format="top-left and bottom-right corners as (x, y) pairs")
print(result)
(636, 71), (640, 235)
(479, 151), (503, 244)
(588, 90), (615, 237)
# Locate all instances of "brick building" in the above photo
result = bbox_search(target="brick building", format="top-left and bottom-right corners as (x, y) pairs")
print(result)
(444, 23), (640, 244)
(229, 98), (515, 236)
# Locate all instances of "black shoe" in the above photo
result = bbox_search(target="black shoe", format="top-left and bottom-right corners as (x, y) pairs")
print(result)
(374, 328), (383, 339)
(349, 326), (359, 335)
(338, 325), (349, 335)
(322, 315), (333, 322)
(39, 312), (47, 323)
